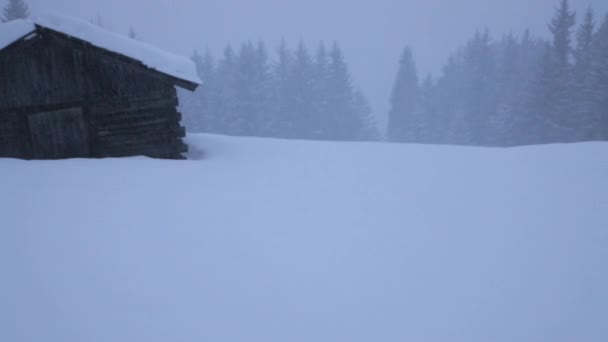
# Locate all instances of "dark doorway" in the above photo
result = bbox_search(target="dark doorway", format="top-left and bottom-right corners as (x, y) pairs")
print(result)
(28, 108), (90, 159)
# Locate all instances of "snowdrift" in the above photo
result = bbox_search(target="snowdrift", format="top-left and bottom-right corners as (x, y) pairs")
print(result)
(1, 134), (607, 342)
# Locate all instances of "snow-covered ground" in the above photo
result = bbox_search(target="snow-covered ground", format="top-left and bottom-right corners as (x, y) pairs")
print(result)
(1, 134), (607, 342)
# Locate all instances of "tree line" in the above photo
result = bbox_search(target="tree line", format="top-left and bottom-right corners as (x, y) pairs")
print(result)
(388, 0), (608, 146)
(179, 41), (379, 141)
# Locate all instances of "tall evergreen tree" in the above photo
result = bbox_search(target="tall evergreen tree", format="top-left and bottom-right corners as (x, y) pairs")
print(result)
(284, 41), (315, 139)
(519, 29), (547, 78)
(513, 30), (548, 145)
(548, 0), (577, 138)
(462, 29), (497, 145)
(311, 42), (331, 139)
(352, 89), (380, 141)
(575, 8), (596, 80)
(490, 32), (520, 146)
(326, 42), (357, 140)
(252, 42), (273, 136)
(550, 0), (576, 66)
(527, 44), (560, 143)
(128, 26), (138, 40)
(414, 75), (435, 143)
(387, 47), (419, 142)
(436, 52), (469, 144)
(214, 45), (239, 135)
(573, 7), (596, 139)
(232, 41), (261, 136)
(223, 41), (273, 137)
(589, 14), (608, 139)
(270, 40), (293, 138)
(528, 0), (577, 142)
(2, 0), (29, 22)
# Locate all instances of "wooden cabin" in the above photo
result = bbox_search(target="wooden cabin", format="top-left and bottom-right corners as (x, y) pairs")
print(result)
(0, 14), (201, 160)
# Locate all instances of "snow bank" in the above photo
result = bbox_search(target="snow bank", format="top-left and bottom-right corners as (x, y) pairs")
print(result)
(0, 13), (201, 85)
(1, 135), (607, 342)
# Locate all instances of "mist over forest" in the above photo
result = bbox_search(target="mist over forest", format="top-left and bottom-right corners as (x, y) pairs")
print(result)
(177, 0), (608, 146)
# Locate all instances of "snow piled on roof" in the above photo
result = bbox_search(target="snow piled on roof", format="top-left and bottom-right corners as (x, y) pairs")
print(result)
(0, 13), (201, 86)
(0, 19), (35, 50)
(2, 134), (608, 342)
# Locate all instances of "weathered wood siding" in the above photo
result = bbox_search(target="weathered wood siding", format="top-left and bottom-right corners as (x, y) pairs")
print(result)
(29, 107), (89, 159)
(0, 112), (29, 158)
(88, 92), (187, 159)
(0, 27), (190, 159)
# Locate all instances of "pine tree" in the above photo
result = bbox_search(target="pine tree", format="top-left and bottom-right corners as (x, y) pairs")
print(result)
(550, 0), (576, 66)
(252, 42), (273, 136)
(547, 0), (577, 139)
(527, 0), (577, 143)
(487, 31), (546, 146)
(286, 41), (316, 139)
(387, 47), (419, 142)
(231, 41), (259, 136)
(462, 29), (497, 145)
(436, 53), (469, 144)
(575, 8), (595, 80)
(589, 14), (608, 139)
(415, 75), (435, 143)
(490, 32), (520, 146)
(327, 42), (370, 141)
(214, 45), (239, 135)
(311, 42), (331, 139)
(2, 0), (30, 22)
(430, 31), (497, 145)
(326, 42), (352, 140)
(514, 31), (549, 145)
(527, 44), (553, 141)
(352, 89), (380, 141)
(225, 41), (273, 137)
(129, 26), (138, 40)
(573, 7), (596, 139)
(270, 40), (293, 138)
(519, 29), (547, 79)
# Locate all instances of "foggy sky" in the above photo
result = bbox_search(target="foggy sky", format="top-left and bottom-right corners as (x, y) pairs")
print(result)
(19, 0), (608, 123)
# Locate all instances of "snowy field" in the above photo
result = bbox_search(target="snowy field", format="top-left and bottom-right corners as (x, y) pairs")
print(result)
(1, 134), (607, 342)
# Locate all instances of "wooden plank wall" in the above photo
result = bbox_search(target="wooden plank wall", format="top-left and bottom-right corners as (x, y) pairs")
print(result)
(0, 112), (29, 158)
(0, 32), (87, 113)
(88, 91), (188, 159)
(28, 107), (90, 159)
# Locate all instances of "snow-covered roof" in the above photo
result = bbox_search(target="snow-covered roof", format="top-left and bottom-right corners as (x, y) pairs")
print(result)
(0, 19), (36, 51)
(0, 13), (201, 87)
